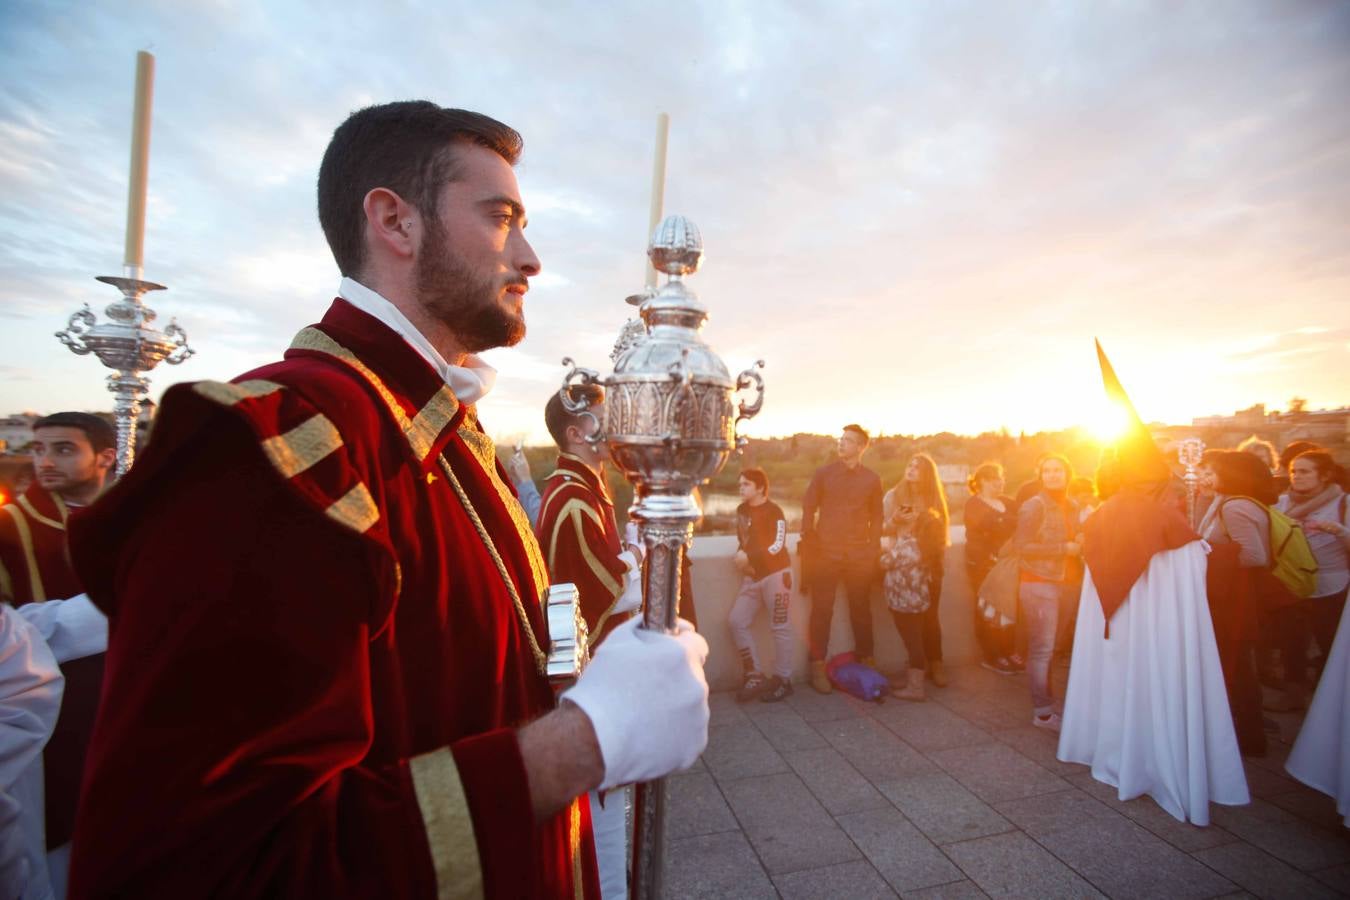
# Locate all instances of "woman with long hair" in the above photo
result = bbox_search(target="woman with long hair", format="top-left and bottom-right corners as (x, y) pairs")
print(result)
(964, 463), (1018, 674)
(1271, 450), (1350, 711)
(1197, 448), (1277, 756)
(882, 454), (950, 698)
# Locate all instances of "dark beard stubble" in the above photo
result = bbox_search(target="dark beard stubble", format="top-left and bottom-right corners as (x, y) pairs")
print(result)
(414, 218), (526, 353)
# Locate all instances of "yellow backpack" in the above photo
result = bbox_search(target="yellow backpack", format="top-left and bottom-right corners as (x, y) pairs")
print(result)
(1222, 497), (1318, 599)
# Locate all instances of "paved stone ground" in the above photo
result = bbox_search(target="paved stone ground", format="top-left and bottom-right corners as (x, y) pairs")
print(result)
(665, 662), (1350, 899)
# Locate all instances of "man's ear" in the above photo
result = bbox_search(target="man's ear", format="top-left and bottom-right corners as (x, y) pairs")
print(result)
(363, 187), (419, 262)
(96, 447), (117, 473)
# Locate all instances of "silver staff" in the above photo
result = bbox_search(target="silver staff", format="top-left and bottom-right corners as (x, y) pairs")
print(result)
(1178, 437), (1205, 526)
(558, 214), (764, 898)
(55, 277), (193, 476)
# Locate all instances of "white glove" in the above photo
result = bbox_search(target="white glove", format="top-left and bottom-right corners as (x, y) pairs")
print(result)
(562, 617), (709, 790)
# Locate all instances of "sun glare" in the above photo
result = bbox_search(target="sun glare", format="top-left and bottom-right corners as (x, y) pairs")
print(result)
(1087, 402), (1132, 444)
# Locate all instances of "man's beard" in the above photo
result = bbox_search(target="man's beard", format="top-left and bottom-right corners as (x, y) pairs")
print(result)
(414, 220), (525, 353)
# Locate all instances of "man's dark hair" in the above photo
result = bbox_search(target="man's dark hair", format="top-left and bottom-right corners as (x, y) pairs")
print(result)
(34, 412), (115, 454)
(842, 424), (870, 447)
(317, 101), (523, 277)
(544, 385), (605, 449)
(739, 467), (769, 494)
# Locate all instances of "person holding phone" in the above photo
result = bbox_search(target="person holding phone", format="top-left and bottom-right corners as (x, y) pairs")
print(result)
(882, 454), (950, 695)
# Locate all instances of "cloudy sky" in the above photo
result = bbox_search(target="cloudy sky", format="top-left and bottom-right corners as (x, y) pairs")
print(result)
(1, 0), (1347, 442)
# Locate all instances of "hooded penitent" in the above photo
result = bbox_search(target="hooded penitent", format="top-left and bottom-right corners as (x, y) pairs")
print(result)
(1082, 341), (1198, 631)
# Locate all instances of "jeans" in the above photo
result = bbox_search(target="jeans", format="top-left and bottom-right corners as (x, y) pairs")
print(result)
(890, 610), (926, 670)
(809, 557), (876, 661)
(1020, 581), (1061, 716)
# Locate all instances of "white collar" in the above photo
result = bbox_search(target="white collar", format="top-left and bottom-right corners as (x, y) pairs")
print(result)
(338, 277), (497, 405)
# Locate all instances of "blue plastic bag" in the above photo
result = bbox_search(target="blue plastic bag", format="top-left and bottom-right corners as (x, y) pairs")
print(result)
(826, 652), (888, 702)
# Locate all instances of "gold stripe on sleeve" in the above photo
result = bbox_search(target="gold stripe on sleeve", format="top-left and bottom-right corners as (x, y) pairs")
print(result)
(4, 506), (44, 603)
(192, 379), (285, 407)
(408, 747), (485, 900)
(260, 414), (345, 478)
(324, 482), (379, 534)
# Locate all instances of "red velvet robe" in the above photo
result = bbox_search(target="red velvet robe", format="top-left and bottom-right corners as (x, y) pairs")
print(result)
(536, 454), (632, 649)
(0, 483), (104, 849)
(67, 299), (598, 899)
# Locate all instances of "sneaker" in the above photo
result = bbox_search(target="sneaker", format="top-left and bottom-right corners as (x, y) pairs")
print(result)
(759, 676), (794, 703)
(1032, 712), (1062, 733)
(981, 657), (1018, 676)
(736, 672), (768, 703)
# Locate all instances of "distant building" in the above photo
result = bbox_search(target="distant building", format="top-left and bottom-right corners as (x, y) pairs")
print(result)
(1193, 404), (1269, 429)
(0, 413), (39, 454)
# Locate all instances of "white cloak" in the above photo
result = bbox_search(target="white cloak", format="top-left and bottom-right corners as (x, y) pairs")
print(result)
(1057, 542), (1249, 825)
(1285, 593), (1350, 827)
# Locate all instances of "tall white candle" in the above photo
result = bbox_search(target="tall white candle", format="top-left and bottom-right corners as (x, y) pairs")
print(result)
(644, 112), (670, 289)
(124, 51), (155, 275)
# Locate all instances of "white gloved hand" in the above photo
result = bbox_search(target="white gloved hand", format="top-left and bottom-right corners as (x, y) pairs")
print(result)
(562, 617), (709, 790)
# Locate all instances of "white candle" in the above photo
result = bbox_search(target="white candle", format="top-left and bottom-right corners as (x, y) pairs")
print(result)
(124, 51), (155, 275)
(644, 112), (670, 289)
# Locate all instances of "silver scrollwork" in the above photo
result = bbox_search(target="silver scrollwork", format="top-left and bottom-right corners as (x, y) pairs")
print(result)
(558, 356), (605, 445)
(733, 359), (766, 448)
(55, 305), (97, 355)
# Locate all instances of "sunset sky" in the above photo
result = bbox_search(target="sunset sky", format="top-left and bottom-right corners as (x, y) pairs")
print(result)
(1, 1), (1347, 443)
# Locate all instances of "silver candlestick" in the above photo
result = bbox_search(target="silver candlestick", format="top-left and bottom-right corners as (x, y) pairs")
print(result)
(55, 273), (194, 476)
(559, 214), (765, 899)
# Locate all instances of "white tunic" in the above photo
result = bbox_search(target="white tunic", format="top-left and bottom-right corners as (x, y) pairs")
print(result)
(1057, 542), (1249, 825)
(1286, 596), (1350, 827)
(0, 606), (64, 900)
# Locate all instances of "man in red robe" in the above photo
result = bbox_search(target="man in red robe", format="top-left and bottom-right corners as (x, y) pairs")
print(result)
(65, 101), (710, 898)
(0, 411), (115, 894)
(536, 388), (645, 898)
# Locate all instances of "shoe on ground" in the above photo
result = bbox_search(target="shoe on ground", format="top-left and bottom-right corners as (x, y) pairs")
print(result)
(1008, 654), (1027, 672)
(736, 671), (768, 703)
(890, 667), (926, 702)
(1032, 712), (1062, 733)
(810, 660), (833, 694)
(927, 659), (949, 687)
(759, 676), (794, 703)
(981, 657), (1018, 676)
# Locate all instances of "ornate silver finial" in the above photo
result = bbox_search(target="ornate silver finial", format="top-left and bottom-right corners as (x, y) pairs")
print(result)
(648, 214), (703, 278)
(55, 275), (194, 475)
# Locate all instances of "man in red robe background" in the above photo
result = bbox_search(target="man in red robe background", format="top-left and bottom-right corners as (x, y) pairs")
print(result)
(0, 411), (114, 897)
(66, 101), (710, 898)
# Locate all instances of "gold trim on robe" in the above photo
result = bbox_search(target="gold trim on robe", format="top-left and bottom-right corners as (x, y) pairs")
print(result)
(261, 414), (345, 478)
(1, 505), (44, 602)
(325, 483), (379, 535)
(192, 379), (285, 407)
(408, 747), (486, 900)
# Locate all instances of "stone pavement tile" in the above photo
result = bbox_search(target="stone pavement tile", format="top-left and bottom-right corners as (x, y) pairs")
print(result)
(930, 692), (1030, 732)
(786, 686), (874, 722)
(1193, 842), (1343, 900)
(837, 804), (967, 894)
(1211, 798), (1350, 871)
(722, 771), (862, 874)
(992, 788), (1121, 839)
(1242, 761), (1306, 800)
(773, 860), (899, 899)
(666, 830), (778, 899)
(1265, 784), (1347, 831)
(783, 746), (891, 816)
(709, 690), (751, 727)
(872, 700), (997, 753)
(989, 724), (1083, 776)
(667, 771), (739, 840)
(816, 716), (939, 782)
(901, 880), (991, 899)
(749, 705), (831, 753)
(703, 721), (790, 783)
(1064, 772), (1239, 853)
(876, 773), (1015, 845)
(1311, 862), (1350, 894)
(928, 742), (1070, 804)
(1032, 813), (1235, 900)
(942, 831), (1104, 898)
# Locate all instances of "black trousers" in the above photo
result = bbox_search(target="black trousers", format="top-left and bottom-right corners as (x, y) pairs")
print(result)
(1280, 587), (1348, 686)
(809, 558), (876, 661)
(891, 609), (926, 670)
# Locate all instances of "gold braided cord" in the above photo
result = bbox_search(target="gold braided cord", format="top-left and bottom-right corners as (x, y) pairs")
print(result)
(436, 455), (548, 675)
